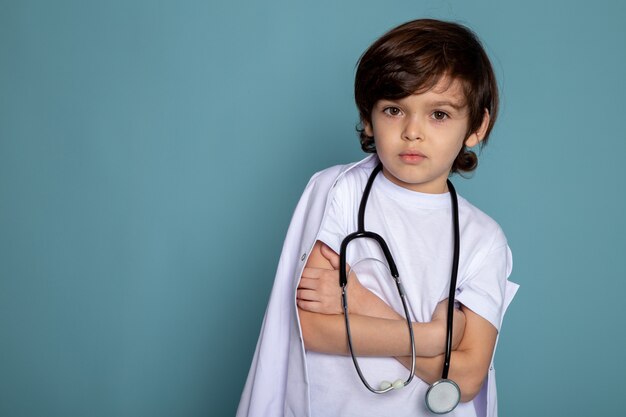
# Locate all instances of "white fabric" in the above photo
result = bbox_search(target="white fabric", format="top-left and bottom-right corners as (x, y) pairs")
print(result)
(236, 155), (519, 417)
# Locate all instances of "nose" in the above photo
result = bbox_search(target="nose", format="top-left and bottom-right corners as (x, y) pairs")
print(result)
(402, 115), (422, 141)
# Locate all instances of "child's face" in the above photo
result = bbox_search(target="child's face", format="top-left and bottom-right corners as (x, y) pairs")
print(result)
(364, 77), (489, 194)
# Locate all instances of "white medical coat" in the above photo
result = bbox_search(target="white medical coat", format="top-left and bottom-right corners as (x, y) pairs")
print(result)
(236, 155), (518, 417)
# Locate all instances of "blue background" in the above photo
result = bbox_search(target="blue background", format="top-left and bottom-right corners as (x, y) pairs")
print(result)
(2, 0), (625, 416)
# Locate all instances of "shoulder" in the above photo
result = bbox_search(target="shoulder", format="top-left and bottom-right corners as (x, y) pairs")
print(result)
(457, 195), (508, 252)
(305, 155), (378, 197)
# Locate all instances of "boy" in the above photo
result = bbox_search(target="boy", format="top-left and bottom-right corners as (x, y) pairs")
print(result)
(237, 19), (518, 417)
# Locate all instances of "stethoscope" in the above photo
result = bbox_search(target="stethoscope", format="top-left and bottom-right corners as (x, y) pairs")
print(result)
(339, 162), (462, 414)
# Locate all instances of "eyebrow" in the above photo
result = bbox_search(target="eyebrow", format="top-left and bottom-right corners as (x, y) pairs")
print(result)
(378, 98), (467, 111)
(428, 100), (466, 110)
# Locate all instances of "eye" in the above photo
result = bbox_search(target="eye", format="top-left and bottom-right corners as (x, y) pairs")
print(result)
(432, 111), (449, 121)
(383, 106), (403, 117)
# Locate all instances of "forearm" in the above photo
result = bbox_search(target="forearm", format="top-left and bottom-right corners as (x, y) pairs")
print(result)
(395, 306), (497, 403)
(351, 283), (405, 320)
(395, 351), (486, 402)
(298, 308), (445, 357)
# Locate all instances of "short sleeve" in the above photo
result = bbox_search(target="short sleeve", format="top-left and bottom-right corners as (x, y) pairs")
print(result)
(455, 234), (515, 332)
(315, 189), (348, 255)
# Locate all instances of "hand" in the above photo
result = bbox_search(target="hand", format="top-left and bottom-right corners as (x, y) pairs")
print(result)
(431, 298), (466, 350)
(297, 243), (365, 315)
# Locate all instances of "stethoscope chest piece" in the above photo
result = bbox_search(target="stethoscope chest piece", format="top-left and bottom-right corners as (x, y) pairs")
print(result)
(425, 379), (461, 414)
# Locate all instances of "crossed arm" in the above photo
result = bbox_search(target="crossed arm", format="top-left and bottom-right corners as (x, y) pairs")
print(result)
(296, 241), (498, 402)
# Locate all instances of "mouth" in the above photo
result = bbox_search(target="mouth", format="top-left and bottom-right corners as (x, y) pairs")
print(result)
(399, 151), (426, 163)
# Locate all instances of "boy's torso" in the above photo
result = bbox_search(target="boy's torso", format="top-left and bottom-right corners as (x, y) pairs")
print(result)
(306, 161), (502, 417)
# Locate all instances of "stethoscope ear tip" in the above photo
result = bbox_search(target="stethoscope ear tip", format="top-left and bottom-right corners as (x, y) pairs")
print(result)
(379, 381), (392, 390)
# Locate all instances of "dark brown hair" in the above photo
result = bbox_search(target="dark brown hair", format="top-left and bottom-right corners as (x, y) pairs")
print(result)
(354, 19), (499, 173)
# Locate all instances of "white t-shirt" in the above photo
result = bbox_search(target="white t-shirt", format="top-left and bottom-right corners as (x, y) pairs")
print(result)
(307, 164), (513, 417)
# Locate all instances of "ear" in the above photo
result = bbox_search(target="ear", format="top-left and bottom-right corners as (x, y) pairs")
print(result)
(465, 109), (490, 148)
(363, 120), (373, 137)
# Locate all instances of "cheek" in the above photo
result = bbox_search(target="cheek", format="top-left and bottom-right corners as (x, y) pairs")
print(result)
(373, 135), (387, 151)
(373, 141), (396, 164)
(444, 143), (465, 163)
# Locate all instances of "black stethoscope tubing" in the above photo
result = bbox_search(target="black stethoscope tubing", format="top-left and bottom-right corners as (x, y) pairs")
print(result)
(338, 162), (461, 411)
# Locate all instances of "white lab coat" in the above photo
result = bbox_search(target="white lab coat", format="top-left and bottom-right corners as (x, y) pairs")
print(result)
(236, 154), (518, 417)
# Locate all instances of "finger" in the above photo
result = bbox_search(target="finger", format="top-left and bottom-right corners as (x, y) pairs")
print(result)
(297, 299), (321, 313)
(320, 243), (341, 270)
(301, 267), (327, 279)
(297, 289), (319, 301)
(303, 267), (344, 283)
(297, 277), (318, 290)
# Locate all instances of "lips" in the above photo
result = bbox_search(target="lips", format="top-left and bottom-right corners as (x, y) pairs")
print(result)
(400, 150), (426, 157)
(399, 150), (426, 163)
